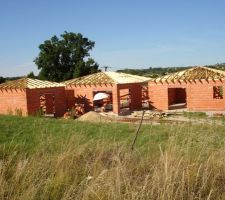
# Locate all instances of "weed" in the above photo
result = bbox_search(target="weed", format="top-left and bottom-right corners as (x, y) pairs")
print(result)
(0, 115), (225, 199)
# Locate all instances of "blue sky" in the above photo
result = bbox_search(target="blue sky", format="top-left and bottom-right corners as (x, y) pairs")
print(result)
(0, 0), (225, 77)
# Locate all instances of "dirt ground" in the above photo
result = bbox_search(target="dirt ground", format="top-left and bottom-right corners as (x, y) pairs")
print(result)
(77, 110), (225, 125)
(77, 111), (113, 123)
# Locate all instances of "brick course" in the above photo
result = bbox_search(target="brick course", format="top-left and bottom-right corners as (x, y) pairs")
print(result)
(149, 80), (225, 111)
(66, 83), (144, 114)
(26, 87), (66, 117)
(0, 87), (66, 117)
(0, 89), (27, 115)
(66, 84), (114, 113)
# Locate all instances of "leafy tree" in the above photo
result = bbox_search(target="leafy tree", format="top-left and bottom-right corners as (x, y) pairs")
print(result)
(34, 32), (99, 82)
(0, 76), (5, 84)
(27, 72), (36, 79)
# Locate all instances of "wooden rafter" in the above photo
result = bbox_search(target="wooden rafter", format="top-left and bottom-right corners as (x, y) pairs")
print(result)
(63, 72), (151, 86)
(63, 72), (115, 86)
(0, 78), (64, 90)
(153, 66), (225, 83)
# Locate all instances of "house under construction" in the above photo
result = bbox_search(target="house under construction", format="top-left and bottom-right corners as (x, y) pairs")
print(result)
(64, 72), (150, 114)
(1, 66), (225, 117)
(148, 66), (225, 111)
(0, 78), (66, 116)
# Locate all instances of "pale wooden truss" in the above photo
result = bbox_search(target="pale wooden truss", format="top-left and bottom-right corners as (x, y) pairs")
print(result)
(63, 72), (115, 86)
(63, 72), (151, 87)
(154, 66), (225, 83)
(0, 78), (65, 90)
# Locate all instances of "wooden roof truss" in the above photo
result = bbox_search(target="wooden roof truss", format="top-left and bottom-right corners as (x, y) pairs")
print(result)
(63, 72), (115, 86)
(154, 66), (225, 83)
(0, 78), (64, 90)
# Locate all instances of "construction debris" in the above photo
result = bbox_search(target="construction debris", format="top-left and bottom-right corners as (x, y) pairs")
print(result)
(131, 110), (168, 119)
(77, 111), (112, 123)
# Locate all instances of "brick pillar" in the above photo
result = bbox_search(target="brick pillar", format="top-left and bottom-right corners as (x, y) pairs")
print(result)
(112, 84), (120, 114)
(148, 83), (169, 111)
(130, 84), (142, 110)
(186, 84), (190, 111)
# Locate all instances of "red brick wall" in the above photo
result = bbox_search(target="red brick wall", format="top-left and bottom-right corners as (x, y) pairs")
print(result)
(66, 83), (144, 114)
(148, 83), (171, 110)
(112, 85), (120, 114)
(0, 89), (28, 115)
(113, 83), (143, 114)
(149, 80), (225, 111)
(66, 84), (114, 112)
(118, 83), (143, 110)
(187, 80), (225, 111)
(65, 89), (75, 110)
(26, 87), (66, 117)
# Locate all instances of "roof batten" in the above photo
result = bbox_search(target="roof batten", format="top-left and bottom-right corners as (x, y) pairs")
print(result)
(63, 72), (151, 86)
(0, 78), (65, 89)
(153, 66), (225, 83)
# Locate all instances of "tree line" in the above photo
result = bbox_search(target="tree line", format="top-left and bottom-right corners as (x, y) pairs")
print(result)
(2, 63), (225, 84)
(117, 63), (225, 78)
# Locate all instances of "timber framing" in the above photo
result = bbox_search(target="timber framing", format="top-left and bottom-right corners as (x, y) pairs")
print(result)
(63, 72), (114, 86)
(0, 78), (65, 90)
(63, 72), (151, 86)
(153, 66), (225, 83)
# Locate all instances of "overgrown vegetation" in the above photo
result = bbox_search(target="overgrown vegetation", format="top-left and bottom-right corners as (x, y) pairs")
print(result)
(1, 115), (225, 199)
(183, 111), (207, 118)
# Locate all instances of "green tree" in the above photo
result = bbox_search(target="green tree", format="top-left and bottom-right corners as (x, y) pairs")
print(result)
(34, 32), (99, 82)
(0, 76), (5, 84)
(27, 72), (36, 79)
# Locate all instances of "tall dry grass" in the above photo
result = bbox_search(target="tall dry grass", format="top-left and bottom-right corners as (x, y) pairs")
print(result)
(0, 116), (225, 199)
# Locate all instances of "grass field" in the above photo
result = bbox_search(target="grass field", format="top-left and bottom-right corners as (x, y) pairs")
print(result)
(1, 115), (225, 199)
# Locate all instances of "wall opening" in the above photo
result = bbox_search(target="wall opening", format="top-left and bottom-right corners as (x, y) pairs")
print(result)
(93, 91), (113, 112)
(142, 84), (149, 109)
(213, 86), (223, 99)
(118, 89), (131, 115)
(168, 88), (186, 109)
(40, 93), (55, 115)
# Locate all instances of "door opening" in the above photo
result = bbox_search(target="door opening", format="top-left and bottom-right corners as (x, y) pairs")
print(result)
(168, 88), (186, 109)
(40, 93), (55, 115)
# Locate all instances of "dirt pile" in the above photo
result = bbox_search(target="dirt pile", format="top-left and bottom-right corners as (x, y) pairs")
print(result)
(77, 111), (112, 123)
